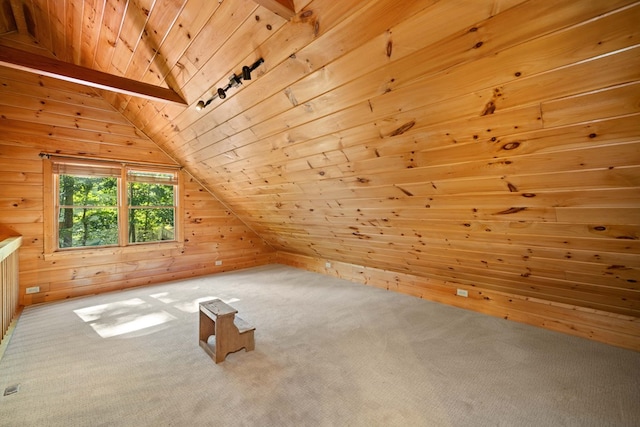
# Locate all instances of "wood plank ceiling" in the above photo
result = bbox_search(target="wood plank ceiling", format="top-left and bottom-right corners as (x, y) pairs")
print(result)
(0, 0), (638, 345)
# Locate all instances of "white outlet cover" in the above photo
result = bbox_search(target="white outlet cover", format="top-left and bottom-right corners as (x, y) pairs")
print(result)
(215, 260), (222, 266)
(456, 289), (469, 297)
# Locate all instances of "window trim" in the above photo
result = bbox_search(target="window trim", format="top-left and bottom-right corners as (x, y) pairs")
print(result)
(44, 157), (183, 258)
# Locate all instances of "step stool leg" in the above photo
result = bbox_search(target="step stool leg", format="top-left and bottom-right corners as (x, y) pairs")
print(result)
(199, 310), (215, 343)
(243, 331), (255, 352)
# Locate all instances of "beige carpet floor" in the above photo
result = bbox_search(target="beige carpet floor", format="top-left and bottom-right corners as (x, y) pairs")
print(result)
(0, 264), (639, 426)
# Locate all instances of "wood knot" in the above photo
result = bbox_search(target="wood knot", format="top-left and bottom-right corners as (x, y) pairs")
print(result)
(395, 186), (413, 196)
(502, 142), (520, 150)
(284, 87), (298, 106)
(494, 207), (526, 215)
(389, 120), (416, 137)
(482, 100), (496, 116)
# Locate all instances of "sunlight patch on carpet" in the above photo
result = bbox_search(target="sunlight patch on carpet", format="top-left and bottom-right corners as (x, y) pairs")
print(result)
(74, 298), (176, 338)
(149, 292), (176, 304)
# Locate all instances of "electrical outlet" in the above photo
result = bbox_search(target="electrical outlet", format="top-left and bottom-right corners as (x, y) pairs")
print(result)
(215, 260), (223, 266)
(26, 286), (40, 294)
(456, 289), (468, 298)
(325, 262), (331, 268)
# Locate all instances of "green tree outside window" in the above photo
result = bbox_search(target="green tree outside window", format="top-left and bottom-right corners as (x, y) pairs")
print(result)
(128, 173), (175, 243)
(55, 163), (178, 250)
(58, 175), (118, 248)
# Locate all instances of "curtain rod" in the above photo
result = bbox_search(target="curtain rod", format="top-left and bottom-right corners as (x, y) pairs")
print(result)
(38, 152), (182, 170)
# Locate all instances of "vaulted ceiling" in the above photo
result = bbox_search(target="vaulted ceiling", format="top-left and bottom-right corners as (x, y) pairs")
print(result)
(0, 0), (638, 322)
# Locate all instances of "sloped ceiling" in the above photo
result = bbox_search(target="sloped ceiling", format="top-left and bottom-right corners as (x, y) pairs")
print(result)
(0, 0), (638, 318)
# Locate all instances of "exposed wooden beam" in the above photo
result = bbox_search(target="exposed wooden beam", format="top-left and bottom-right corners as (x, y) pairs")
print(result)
(0, 45), (187, 105)
(253, 0), (296, 20)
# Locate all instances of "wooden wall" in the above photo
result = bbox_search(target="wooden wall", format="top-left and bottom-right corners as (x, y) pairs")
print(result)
(116, 0), (639, 349)
(0, 66), (275, 305)
(0, 0), (638, 350)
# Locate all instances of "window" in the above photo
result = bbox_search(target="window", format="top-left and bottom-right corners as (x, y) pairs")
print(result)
(127, 169), (177, 244)
(47, 158), (181, 252)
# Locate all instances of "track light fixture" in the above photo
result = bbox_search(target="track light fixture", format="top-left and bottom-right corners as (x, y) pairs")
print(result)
(242, 65), (252, 80)
(195, 98), (213, 111)
(195, 58), (264, 111)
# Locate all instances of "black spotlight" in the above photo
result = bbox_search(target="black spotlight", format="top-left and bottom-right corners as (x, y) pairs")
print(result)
(242, 65), (252, 80)
(217, 87), (226, 99)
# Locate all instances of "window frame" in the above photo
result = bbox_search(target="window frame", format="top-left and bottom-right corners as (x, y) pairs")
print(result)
(44, 157), (183, 257)
(125, 166), (180, 245)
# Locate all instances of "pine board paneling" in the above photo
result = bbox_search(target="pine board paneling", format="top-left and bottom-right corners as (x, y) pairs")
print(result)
(92, 0), (127, 72)
(0, 71), (274, 304)
(0, 0), (638, 349)
(108, 0), (155, 76)
(79, 0), (106, 68)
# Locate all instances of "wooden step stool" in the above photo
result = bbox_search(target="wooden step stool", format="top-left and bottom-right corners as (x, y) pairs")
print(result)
(199, 299), (255, 363)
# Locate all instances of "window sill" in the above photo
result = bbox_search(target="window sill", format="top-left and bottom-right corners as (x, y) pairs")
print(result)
(43, 241), (184, 261)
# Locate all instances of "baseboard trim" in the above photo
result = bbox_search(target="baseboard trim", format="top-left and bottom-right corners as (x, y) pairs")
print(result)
(275, 251), (640, 352)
